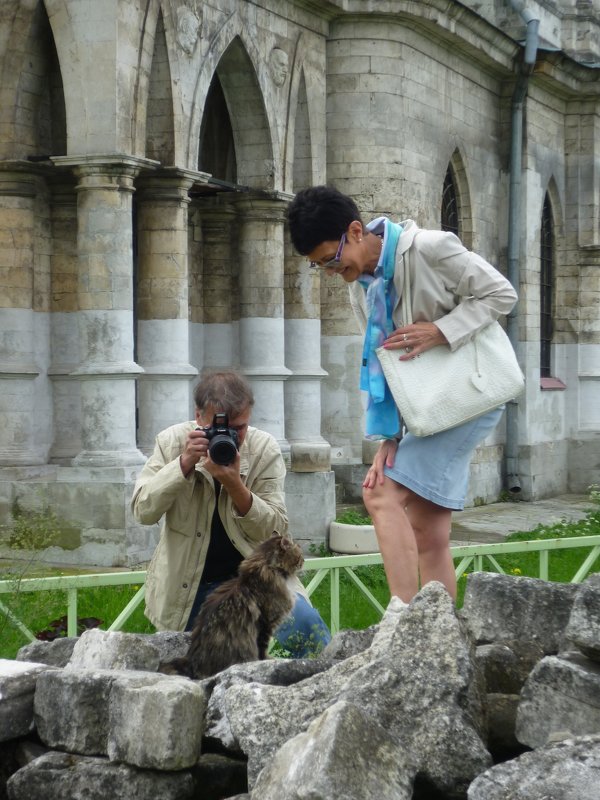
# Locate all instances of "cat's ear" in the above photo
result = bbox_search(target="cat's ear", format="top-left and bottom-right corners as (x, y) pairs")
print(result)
(279, 536), (290, 549)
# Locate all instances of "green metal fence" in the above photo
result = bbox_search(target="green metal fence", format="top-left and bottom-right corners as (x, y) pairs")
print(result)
(1, 535), (599, 643)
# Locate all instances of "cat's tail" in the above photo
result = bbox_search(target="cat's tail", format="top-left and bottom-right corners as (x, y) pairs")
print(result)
(158, 656), (193, 678)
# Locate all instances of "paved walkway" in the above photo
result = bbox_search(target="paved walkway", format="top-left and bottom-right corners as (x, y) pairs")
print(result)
(450, 493), (594, 545)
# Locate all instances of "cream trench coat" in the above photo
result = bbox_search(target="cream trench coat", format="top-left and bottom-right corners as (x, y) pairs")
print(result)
(348, 220), (518, 346)
(132, 422), (308, 631)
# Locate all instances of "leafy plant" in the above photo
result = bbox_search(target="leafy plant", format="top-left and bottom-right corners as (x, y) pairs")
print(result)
(35, 615), (103, 641)
(7, 504), (63, 550)
(308, 541), (333, 557)
(335, 509), (373, 525)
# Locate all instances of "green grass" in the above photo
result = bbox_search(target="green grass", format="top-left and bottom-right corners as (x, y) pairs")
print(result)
(0, 577), (155, 660)
(302, 562), (391, 631)
(1, 496), (599, 660)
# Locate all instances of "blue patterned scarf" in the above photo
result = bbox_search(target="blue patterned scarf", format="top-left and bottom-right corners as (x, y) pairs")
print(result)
(358, 218), (403, 439)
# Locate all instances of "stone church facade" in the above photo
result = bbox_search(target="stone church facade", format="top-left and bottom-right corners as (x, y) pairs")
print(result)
(0, 0), (598, 565)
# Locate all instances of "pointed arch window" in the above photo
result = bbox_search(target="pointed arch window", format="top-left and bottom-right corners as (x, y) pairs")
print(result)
(199, 73), (237, 182)
(441, 165), (459, 237)
(540, 193), (554, 378)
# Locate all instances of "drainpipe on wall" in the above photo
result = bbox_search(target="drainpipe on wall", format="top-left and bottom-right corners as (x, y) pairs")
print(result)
(504, 1), (539, 496)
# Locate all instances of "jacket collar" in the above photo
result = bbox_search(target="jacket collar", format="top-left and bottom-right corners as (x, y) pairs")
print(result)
(395, 219), (419, 255)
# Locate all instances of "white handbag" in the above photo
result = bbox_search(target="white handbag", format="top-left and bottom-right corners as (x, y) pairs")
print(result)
(376, 252), (524, 437)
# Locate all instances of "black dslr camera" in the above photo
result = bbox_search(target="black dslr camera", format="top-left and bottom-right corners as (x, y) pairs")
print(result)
(200, 413), (239, 465)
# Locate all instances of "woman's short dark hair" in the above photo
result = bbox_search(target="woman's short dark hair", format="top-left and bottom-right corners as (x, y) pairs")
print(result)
(194, 371), (254, 417)
(286, 185), (362, 255)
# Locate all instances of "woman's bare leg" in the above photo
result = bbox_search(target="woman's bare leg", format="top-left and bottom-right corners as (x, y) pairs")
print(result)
(363, 476), (419, 602)
(405, 495), (456, 599)
(362, 440), (455, 602)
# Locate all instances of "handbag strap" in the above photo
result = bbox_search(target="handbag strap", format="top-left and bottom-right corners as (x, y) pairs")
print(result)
(401, 243), (481, 373)
(401, 249), (413, 326)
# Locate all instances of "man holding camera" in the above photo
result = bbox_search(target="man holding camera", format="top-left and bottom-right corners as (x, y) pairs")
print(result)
(131, 370), (330, 656)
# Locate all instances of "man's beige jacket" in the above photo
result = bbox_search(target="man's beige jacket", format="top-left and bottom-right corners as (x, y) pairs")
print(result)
(132, 422), (308, 631)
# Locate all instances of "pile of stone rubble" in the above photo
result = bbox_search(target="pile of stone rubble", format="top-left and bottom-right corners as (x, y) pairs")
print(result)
(1, 571), (600, 799)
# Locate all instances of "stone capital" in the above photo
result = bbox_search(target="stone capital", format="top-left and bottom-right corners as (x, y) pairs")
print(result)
(231, 193), (290, 223)
(51, 155), (159, 192)
(136, 167), (202, 203)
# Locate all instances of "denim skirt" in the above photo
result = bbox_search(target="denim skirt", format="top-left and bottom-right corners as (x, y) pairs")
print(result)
(383, 406), (505, 511)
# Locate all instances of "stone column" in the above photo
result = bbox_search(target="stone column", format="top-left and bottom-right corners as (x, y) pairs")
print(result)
(48, 178), (82, 463)
(232, 194), (292, 456)
(135, 169), (198, 453)
(199, 198), (238, 370)
(0, 163), (45, 465)
(284, 239), (330, 472)
(52, 155), (151, 467)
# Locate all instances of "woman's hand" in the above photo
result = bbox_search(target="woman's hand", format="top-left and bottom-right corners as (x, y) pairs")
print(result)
(383, 322), (448, 361)
(363, 439), (399, 489)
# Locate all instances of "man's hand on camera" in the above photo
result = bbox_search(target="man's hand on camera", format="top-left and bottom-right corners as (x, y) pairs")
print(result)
(180, 428), (209, 477)
(180, 428), (251, 515)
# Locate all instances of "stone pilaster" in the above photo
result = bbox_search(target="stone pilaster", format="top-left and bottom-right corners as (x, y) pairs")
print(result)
(284, 238), (330, 472)
(0, 163), (46, 465)
(199, 198), (238, 369)
(135, 169), (198, 453)
(48, 178), (81, 462)
(232, 194), (292, 455)
(52, 155), (152, 467)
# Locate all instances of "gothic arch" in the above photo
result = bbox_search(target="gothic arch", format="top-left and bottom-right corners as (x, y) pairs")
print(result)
(188, 18), (276, 188)
(539, 176), (571, 357)
(285, 30), (325, 192)
(543, 176), (564, 238)
(441, 148), (473, 248)
(0, 1), (65, 158)
(291, 70), (312, 192)
(143, 7), (175, 165)
(198, 72), (236, 182)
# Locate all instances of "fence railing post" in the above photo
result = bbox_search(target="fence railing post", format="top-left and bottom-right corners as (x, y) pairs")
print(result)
(330, 568), (340, 634)
(67, 588), (78, 637)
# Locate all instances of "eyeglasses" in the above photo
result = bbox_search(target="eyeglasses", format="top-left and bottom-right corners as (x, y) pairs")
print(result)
(309, 233), (346, 271)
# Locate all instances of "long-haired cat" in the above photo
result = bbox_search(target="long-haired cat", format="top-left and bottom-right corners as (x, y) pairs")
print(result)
(160, 532), (304, 679)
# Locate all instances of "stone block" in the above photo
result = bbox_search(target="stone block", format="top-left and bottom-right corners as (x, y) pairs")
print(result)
(321, 626), (376, 660)
(475, 640), (544, 694)
(16, 638), (77, 667)
(145, 631), (191, 664)
(516, 653), (600, 748)
(67, 629), (160, 672)
(565, 573), (600, 662)
(0, 660), (54, 743)
(34, 668), (118, 754)
(6, 751), (196, 800)
(461, 572), (579, 653)
(251, 701), (414, 800)
(107, 674), (207, 770)
(468, 734), (600, 800)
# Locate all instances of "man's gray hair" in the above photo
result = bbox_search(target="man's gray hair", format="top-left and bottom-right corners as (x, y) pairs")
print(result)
(193, 371), (255, 417)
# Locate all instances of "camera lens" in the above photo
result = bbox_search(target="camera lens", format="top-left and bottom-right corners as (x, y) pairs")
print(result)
(208, 435), (238, 465)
